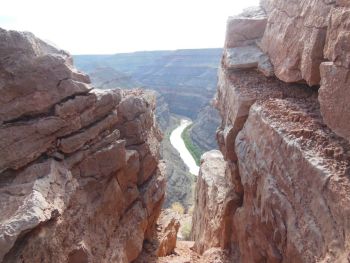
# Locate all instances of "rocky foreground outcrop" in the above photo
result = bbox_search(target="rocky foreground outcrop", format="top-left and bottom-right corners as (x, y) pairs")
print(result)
(191, 150), (238, 256)
(0, 28), (165, 263)
(134, 209), (180, 262)
(192, 2), (350, 263)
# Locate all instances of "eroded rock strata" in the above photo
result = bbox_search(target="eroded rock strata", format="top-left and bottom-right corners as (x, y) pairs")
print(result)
(0, 29), (165, 263)
(192, 3), (350, 263)
(189, 105), (220, 152)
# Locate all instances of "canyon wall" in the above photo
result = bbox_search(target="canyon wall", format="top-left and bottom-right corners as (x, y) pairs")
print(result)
(0, 28), (165, 263)
(189, 105), (220, 152)
(74, 50), (221, 210)
(192, 2), (350, 263)
(160, 116), (194, 209)
(74, 49), (222, 120)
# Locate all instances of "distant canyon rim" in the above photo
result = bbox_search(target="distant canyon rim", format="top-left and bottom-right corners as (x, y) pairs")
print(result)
(0, 0), (350, 262)
(73, 48), (222, 211)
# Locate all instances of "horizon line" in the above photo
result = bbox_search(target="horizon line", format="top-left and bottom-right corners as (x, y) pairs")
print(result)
(72, 47), (223, 56)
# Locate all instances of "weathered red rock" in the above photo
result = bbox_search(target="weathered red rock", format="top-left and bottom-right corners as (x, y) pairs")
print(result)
(324, 7), (350, 67)
(134, 209), (183, 262)
(0, 28), (165, 263)
(0, 88), (122, 173)
(319, 6), (350, 142)
(260, 0), (332, 85)
(225, 7), (267, 49)
(140, 162), (167, 240)
(223, 6), (273, 77)
(59, 111), (119, 154)
(156, 209), (180, 257)
(224, 45), (274, 77)
(319, 62), (350, 142)
(216, 67), (312, 162)
(191, 150), (239, 255)
(0, 29), (91, 124)
(192, 3), (350, 262)
(199, 91), (350, 262)
(234, 99), (350, 262)
(0, 160), (77, 261)
(257, 1), (350, 143)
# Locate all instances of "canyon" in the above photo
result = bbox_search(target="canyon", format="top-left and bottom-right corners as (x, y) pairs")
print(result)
(1, 0), (350, 262)
(74, 49), (222, 209)
(74, 49), (221, 120)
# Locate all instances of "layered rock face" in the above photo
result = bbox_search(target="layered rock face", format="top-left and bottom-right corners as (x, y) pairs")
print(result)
(74, 49), (222, 120)
(191, 150), (239, 256)
(0, 28), (165, 263)
(189, 105), (220, 152)
(192, 3), (350, 263)
(260, 0), (350, 142)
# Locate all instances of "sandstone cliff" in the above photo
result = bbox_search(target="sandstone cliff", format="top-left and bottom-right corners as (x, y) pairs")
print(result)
(192, 3), (350, 263)
(0, 28), (165, 263)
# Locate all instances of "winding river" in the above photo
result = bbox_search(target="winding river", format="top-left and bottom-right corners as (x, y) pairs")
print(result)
(170, 119), (200, 176)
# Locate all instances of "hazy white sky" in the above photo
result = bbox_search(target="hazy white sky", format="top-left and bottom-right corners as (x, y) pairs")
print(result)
(0, 0), (259, 54)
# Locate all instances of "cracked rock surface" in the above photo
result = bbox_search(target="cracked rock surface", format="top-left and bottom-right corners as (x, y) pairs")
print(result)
(0, 28), (165, 263)
(192, 2), (350, 262)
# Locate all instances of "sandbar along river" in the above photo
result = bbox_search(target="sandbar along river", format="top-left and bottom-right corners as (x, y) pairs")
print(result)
(170, 119), (200, 176)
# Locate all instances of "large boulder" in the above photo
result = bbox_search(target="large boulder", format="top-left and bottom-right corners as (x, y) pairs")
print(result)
(225, 7), (267, 48)
(0, 28), (165, 263)
(191, 150), (239, 255)
(0, 28), (90, 124)
(223, 6), (273, 77)
(319, 62), (350, 142)
(156, 209), (180, 257)
(260, 0), (332, 85)
(319, 6), (350, 142)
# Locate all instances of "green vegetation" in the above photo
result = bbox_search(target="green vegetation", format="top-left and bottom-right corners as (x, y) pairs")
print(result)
(181, 124), (203, 166)
(188, 205), (194, 216)
(181, 221), (192, 241)
(164, 116), (181, 141)
(164, 130), (171, 141)
(171, 202), (185, 215)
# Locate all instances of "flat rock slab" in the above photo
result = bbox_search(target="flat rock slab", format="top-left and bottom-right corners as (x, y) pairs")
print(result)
(319, 62), (350, 142)
(225, 6), (267, 48)
(224, 45), (274, 77)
